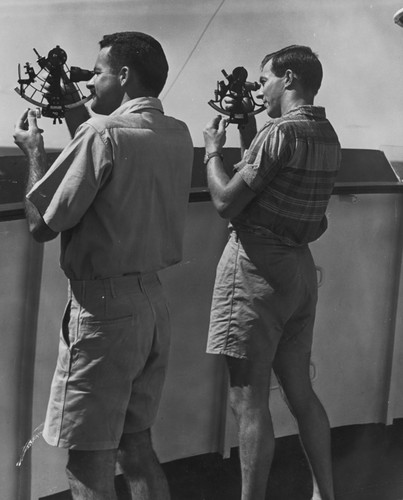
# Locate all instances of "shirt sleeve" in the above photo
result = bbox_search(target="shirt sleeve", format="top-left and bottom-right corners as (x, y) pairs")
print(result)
(234, 124), (290, 193)
(27, 122), (113, 233)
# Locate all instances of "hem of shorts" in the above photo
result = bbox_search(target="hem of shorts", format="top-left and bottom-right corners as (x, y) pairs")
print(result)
(206, 348), (247, 360)
(43, 433), (120, 450)
(43, 420), (156, 450)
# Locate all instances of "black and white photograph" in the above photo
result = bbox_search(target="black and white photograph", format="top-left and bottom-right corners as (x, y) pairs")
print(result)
(1, 1), (403, 499)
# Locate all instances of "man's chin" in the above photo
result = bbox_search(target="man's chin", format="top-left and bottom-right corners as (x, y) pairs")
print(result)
(90, 100), (98, 112)
(90, 101), (107, 115)
(267, 108), (280, 119)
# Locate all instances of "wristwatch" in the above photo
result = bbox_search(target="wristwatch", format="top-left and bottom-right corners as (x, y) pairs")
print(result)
(204, 151), (224, 165)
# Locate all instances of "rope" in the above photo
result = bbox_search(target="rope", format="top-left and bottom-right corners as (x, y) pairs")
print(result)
(161, 0), (226, 100)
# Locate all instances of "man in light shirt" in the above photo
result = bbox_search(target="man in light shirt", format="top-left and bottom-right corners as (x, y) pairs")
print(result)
(14, 31), (193, 500)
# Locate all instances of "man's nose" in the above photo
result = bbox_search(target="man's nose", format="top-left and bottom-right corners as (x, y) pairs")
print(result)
(86, 76), (95, 90)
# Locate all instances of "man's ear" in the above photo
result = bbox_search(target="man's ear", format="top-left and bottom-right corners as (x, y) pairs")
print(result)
(118, 66), (130, 87)
(284, 69), (296, 89)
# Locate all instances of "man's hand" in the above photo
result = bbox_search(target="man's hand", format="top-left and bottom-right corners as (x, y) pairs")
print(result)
(222, 95), (254, 114)
(61, 82), (91, 137)
(13, 109), (45, 157)
(203, 115), (228, 154)
(61, 81), (81, 105)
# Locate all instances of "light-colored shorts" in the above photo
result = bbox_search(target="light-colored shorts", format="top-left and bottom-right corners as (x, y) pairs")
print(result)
(43, 272), (170, 450)
(207, 230), (318, 362)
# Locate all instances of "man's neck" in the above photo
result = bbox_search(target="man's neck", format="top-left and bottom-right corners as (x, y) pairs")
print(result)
(281, 92), (314, 116)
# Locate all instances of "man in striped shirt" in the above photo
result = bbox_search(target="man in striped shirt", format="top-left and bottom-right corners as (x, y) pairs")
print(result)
(203, 45), (340, 500)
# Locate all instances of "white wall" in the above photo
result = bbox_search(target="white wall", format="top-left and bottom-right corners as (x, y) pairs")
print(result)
(1, 0), (403, 154)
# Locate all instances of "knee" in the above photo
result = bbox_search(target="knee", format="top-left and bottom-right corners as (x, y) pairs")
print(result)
(282, 385), (323, 419)
(228, 389), (248, 420)
(229, 388), (271, 427)
(66, 449), (117, 486)
(118, 430), (158, 474)
(66, 450), (83, 481)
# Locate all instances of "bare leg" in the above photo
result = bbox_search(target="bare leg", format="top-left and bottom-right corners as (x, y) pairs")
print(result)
(273, 350), (335, 500)
(118, 429), (170, 500)
(66, 449), (118, 500)
(226, 356), (274, 500)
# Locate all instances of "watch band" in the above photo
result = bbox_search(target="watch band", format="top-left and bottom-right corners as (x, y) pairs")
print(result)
(204, 151), (224, 165)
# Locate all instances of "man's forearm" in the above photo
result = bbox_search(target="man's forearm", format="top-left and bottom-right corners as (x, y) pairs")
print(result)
(24, 147), (48, 230)
(14, 108), (58, 241)
(26, 147), (48, 193)
(206, 156), (233, 218)
(24, 149), (57, 242)
(207, 156), (230, 199)
(203, 114), (256, 220)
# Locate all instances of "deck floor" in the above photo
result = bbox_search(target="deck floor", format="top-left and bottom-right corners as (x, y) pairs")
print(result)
(41, 420), (403, 500)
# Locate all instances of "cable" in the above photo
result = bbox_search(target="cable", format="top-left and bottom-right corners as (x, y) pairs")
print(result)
(161, 0), (226, 101)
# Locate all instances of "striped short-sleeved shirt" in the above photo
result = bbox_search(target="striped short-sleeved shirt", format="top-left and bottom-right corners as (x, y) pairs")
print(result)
(232, 105), (341, 246)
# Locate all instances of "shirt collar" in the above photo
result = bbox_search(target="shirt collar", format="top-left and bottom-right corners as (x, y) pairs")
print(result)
(111, 97), (164, 116)
(283, 105), (326, 119)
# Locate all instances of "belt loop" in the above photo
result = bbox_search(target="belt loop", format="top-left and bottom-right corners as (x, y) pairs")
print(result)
(109, 278), (117, 298)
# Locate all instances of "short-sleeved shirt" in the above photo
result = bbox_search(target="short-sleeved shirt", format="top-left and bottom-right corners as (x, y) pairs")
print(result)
(232, 105), (341, 246)
(27, 97), (194, 279)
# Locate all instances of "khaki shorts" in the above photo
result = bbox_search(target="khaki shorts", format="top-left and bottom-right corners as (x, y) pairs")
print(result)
(43, 272), (170, 450)
(207, 230), (318, 362)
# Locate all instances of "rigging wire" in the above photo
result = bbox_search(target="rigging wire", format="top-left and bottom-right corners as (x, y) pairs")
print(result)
(161, 0), (226, 101)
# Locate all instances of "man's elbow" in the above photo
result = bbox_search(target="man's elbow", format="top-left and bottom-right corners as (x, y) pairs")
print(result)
(25, 202), (59, 242)
(214, 200), (239, 220)
(29, 221), (58, 243)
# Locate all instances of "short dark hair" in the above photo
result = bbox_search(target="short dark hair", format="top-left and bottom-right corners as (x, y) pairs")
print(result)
(261, 45), (323, 95)
(100, 32), (168, 96)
